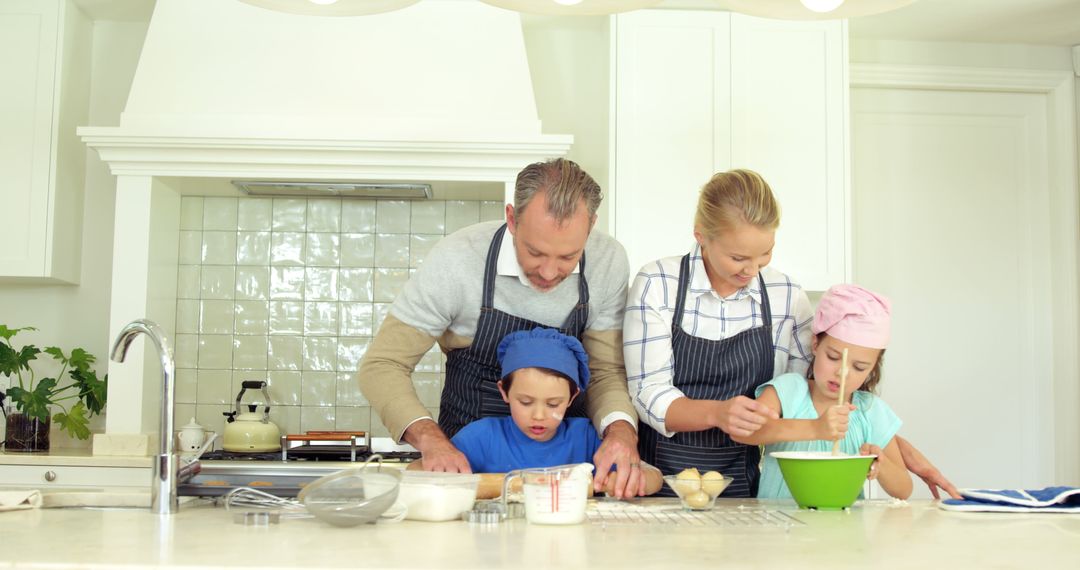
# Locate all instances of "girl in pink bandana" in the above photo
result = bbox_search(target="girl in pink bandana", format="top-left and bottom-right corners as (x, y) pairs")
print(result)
(737, 284), (914, 500)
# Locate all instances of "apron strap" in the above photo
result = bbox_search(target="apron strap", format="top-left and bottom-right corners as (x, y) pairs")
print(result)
(576, 250), (589, 306)
(482, 223), (590, 310)
(756, 272), (773, 339)
(481, 224), (508, 309)
(673, 253), (774, 336)
(672, 254), (692, 330)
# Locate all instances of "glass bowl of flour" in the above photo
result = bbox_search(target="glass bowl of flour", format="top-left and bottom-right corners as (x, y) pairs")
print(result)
(397, 471), (480, 522)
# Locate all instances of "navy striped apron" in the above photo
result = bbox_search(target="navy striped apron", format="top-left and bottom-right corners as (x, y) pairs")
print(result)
(639, 254), (774, 498)
(438, 224), (590, 438)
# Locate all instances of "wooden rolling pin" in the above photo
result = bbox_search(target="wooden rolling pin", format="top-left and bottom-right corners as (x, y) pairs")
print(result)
(476, 473), (521, 499)
(406, 462), (521, 499)
(476, 473), (604, 499)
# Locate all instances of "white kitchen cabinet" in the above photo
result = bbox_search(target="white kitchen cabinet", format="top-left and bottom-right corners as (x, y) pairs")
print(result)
(0, 0), (91, 284)
(612, 11), (848, 290)
(0, 464), (147, 488)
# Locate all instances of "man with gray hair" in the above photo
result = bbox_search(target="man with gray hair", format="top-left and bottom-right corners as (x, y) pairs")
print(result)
(358, 158), (646, 497)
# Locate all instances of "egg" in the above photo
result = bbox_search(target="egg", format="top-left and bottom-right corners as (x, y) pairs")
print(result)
(701, 470), (726, 496)
(684, 490), (711, 509)
(676, 467), (701, 480)
(674, 468), (702, 493)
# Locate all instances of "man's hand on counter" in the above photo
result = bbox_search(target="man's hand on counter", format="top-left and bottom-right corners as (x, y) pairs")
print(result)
(403, 419), (472, 473)
(593, 420), (645, 499)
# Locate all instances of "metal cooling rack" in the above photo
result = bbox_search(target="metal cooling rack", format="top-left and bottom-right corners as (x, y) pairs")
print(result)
(587, 502), (804, 529)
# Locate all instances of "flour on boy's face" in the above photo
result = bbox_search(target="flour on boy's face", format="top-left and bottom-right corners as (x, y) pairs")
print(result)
(498, 367), (577, 443)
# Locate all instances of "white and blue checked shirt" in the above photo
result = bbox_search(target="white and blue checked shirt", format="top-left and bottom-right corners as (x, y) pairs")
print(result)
(623, 245), (814, 437)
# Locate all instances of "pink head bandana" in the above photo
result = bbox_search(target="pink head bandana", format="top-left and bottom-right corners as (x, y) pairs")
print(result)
(812, 284), (892, 349)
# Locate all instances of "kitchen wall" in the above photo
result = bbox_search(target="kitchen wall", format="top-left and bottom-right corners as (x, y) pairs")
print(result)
(171, 196), (505, 439)
(0, 11), (608, 446)
(522, 14), (612, 233)
(0, 18), (148, 448)
(851, 37), (1074, 70)
(849, 37), (1080, 491)
(6, 9), (1078, 461)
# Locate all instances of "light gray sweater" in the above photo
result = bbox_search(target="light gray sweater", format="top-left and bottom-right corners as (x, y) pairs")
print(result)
(390, 220), (630, 337)
(359, 220), (636, 440)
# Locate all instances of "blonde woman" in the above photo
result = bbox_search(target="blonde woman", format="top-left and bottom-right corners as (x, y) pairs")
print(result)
(623, 170), (959, 499)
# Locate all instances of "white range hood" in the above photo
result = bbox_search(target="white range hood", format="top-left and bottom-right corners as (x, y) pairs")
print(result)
(80, 0), (571, 183)
(80, 0), (571, 453)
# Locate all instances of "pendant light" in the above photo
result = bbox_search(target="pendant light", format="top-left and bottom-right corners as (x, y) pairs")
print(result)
(478, 0), (664, 16)
(235, 0), (421, 17)
(713, 0), (917, 20)
(801, 0), (845, 12)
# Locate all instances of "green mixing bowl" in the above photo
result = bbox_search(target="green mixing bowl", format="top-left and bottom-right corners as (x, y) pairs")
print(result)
(771, 451), (876, 510)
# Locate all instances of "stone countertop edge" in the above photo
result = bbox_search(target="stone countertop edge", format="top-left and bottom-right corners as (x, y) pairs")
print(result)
(0, 500), (1078, 569)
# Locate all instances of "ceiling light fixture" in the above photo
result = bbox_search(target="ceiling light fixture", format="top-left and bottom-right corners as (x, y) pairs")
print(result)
(235, 0), (420, 17)
(800, 0), (845, 13)
(714, 0), (917, 20)
(478, 0), (664, 17)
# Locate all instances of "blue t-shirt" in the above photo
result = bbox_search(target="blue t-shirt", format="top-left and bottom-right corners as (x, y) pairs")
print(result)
(755, 372), (903, 499)
(450, 416), (602, 472)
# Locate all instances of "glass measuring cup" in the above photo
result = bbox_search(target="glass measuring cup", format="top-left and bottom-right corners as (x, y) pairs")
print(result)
(503, 463), (593, 525)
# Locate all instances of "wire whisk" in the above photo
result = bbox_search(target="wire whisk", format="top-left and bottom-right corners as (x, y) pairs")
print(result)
(223, 487), (311, 519)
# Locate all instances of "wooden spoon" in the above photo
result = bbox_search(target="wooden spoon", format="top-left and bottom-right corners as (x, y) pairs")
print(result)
(831, 348), (848, 456)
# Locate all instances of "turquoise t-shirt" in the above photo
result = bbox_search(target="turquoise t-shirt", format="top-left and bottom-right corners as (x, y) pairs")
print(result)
(451, 416), (602, 473)
(755, 373), (903, 499)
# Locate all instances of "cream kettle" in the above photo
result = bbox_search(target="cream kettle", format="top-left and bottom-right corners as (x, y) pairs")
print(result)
(222, 380), (282, 452)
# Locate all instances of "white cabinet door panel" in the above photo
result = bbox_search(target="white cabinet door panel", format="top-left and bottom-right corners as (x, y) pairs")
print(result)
(613, 11), (731, 276)
(613, 11), (847, 288)
(731, 14), (847, 291)
(0, 1), (58, 277)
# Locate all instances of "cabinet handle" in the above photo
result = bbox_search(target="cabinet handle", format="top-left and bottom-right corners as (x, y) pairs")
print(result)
(44, 470), (57, 482)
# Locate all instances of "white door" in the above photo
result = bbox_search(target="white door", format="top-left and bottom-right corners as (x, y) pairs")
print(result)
(852, 87), (1056, 495)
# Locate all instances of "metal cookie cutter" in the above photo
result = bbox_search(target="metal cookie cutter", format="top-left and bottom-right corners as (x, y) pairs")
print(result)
(233, 511), (281, 525)
(462, 471), (526, 524)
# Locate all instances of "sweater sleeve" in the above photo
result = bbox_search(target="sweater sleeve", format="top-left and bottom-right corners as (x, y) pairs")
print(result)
(582, 328), (638, 434)
(357, 314), (438, 442)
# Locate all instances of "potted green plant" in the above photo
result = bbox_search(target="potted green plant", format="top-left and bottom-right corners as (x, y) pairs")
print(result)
(0, 325), (108, 452)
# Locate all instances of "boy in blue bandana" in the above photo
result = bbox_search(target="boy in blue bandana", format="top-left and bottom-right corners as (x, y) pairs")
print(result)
(417, 328), (662, 493)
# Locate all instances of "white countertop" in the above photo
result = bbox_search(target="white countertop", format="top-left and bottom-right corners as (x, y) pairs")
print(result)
(0, 499), (1075, 569)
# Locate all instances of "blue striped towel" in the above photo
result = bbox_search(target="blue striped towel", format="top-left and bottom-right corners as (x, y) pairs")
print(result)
(939, 487), (1080, 513)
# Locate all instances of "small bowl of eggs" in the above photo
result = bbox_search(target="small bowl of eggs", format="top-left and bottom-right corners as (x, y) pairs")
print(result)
(663, 468), (733, 510)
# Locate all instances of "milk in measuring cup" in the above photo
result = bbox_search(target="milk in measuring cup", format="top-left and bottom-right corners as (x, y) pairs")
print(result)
(521, 463), (592, 525)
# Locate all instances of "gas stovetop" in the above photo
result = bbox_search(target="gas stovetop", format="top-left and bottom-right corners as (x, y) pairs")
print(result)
(178, 435), (419, 499)
(199, 449), (420, 463)
(199, 434), (420, 463)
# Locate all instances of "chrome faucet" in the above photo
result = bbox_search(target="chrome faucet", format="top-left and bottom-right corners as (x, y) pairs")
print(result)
(110, 319), (183, 515)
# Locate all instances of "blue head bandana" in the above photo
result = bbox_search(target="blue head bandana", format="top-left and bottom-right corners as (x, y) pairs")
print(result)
(496, 328), (590, 393)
